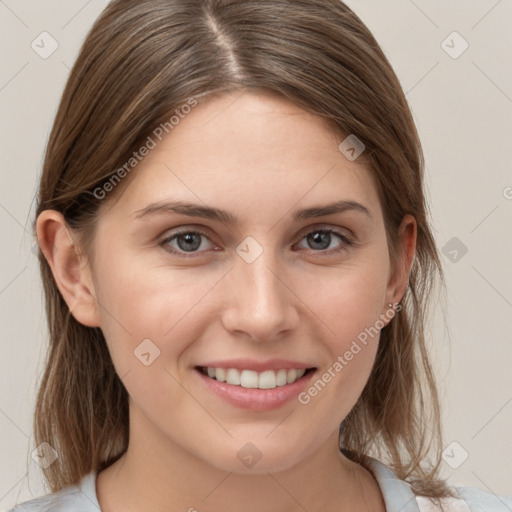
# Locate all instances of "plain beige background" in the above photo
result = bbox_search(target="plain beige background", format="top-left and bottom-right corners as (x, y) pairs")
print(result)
(1, 0), (511, 509)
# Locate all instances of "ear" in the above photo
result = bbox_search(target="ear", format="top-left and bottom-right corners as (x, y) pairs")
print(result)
(36, 210), (101, 327)
(384, 213), (417, 310)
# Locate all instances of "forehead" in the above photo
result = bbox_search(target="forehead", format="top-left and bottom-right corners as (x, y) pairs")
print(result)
(103, 90), (382, 222)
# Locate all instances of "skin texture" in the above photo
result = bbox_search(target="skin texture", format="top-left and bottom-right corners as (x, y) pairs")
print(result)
(37, 89), (416, 512)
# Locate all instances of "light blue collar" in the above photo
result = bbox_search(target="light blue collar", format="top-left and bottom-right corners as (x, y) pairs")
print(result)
(359, 453), (420, 512)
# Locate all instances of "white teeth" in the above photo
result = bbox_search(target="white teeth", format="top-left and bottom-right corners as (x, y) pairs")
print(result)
(286, 369), (297, 384)
(226, 368), (241, 385)
(204, 367), (309, 389)
(258, 370), (276, 389)
(240, 370), (259, 388)
(276, 369), (287, 386)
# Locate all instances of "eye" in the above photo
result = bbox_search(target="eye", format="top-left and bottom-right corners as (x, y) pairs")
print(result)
(160, 227), (355, 258)
(295, 228), (354, 254)
(161, 229), (217, 257)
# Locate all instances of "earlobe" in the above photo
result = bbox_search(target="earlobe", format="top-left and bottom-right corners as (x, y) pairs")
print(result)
(36, 210), (101, 327)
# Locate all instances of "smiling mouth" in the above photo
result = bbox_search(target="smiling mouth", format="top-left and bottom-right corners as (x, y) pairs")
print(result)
(196, 366), (316, 390)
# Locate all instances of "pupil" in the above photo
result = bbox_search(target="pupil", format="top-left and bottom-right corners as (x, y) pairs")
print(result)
(178, 233), (201, 251)
(308, 231), (330, 250)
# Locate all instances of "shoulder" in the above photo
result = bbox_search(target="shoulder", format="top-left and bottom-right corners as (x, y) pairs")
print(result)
(354, 451), (512, 512)
(5, 472), (99, 512)
(416, 486), (512, 512)
(5, 487), (83, 512)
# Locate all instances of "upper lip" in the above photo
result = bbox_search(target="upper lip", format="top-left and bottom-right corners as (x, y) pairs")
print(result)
(196, 359), (316, 372)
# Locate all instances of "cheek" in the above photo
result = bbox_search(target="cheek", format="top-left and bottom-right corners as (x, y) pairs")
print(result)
(302, 252), (389, 347)
(91, 261), (208, 422)
(293, 253), (389, 409)
(91, 252), (223, 370)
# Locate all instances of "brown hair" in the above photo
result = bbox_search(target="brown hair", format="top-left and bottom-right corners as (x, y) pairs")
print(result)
(33, 0), (452, 499)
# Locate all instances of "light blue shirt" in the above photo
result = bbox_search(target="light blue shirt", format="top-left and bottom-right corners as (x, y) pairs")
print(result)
(6, 455), (512, 511)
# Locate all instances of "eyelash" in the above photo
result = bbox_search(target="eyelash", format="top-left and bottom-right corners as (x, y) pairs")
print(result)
(160, 227), (355, 258)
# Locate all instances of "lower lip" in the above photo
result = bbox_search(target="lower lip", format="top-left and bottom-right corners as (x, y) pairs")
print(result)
(195, 368), (316, 411)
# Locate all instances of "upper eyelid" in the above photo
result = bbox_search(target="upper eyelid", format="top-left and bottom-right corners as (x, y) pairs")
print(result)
(296, 224), (353, 239)
(161, 223), (353, 239)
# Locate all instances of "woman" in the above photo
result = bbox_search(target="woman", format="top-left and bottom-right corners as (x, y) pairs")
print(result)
(9, 0), (511, 511)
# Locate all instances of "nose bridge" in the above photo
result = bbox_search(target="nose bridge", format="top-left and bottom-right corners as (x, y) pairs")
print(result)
(239, 243), (286, 310)
(222, 237), (297, 340)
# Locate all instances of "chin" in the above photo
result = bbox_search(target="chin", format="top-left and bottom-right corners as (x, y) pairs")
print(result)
(196, 436), (312, 475)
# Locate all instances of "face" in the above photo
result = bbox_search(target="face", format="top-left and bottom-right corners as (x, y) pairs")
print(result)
(73, 90), (407, 473)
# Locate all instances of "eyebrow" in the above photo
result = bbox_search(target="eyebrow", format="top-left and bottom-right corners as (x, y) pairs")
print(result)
(133, 199), (372, 224)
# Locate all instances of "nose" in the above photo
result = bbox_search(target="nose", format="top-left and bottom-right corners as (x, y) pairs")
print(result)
(220, 248), (300, 343)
